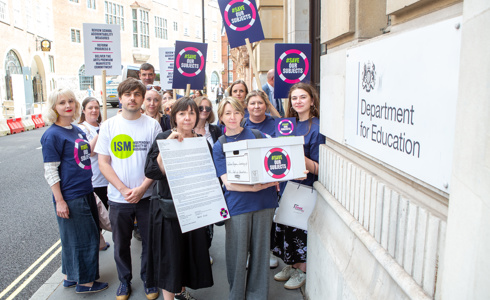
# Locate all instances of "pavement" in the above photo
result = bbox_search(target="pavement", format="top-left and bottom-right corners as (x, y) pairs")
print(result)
(30, 225), (305, 300)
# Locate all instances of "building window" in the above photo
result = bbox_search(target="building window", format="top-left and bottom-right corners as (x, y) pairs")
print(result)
(155, 16), (167, 39)
(0, 1), (9, 23)
(184, 26), (189, 36)
(213, 30), (217, 42)
(69, 0), (79, 3)
(5, 50), (22, 75)
(71, 29), (81, 43)
(211, 71), (219, 86)
(79, 65), (94, 91)
(49, 56), (55, 73)
(228, 71), (233, 84)
(105, 1), (124, 30)
(196, 28), (200, 39)
(5, 50), (22, 100)
(173, 21), (178, 31)
(87, 0), (95, 9)
(213, 50), (217, 62)
(133, 9), (149, 48)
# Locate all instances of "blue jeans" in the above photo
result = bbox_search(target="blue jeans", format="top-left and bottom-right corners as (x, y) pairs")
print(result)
(109, 197), (150, 285)
(55, 193), (100, 284)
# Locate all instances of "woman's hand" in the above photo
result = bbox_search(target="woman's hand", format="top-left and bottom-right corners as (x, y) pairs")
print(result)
(295, 170), (310, 181)
(167, 130), (184, 142)
(56, 199), (69, 219)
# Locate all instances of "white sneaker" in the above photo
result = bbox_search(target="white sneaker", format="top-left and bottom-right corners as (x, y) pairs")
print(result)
(274, 265), (295, 281)
(284, 268), (306, 290)
(269, 252), (278, 269)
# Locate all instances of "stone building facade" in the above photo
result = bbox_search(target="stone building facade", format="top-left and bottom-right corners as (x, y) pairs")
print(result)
(0, 0), (223, 117)
(252, 0), (490, 299)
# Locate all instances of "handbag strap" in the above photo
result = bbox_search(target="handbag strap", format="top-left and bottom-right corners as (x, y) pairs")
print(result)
(298, 161), (316, 193)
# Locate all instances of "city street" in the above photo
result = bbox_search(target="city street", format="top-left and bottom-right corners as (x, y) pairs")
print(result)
(0, 107), (119, 300)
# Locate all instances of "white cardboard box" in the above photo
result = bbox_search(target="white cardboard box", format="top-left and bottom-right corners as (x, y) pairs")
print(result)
(223, 136), (306, 184)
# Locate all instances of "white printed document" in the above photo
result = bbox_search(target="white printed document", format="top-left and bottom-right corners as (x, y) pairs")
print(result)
(157, 137), (230, 233)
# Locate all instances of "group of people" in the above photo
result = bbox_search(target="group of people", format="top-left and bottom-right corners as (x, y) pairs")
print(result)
(41, 61), (324, 300)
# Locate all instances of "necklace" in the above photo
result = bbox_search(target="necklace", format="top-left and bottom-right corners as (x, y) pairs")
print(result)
(226, 128), (244, 141)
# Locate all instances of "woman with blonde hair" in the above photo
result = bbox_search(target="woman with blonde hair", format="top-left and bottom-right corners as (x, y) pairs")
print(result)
(243, 90), (276, 138)
(213, 97), (279, 300)
(41, 88), (108, 294)
(144, 88), (170, 131)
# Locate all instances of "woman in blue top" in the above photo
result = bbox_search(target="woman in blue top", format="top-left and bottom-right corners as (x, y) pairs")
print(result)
(41, 88), (108, 294)
(213, 97), (279, 300)
(243, 90), (276, 138)
(272, 83), (325, 290)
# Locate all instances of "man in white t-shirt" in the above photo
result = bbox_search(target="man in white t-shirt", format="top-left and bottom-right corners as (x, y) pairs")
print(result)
(95, 78), (162, 300)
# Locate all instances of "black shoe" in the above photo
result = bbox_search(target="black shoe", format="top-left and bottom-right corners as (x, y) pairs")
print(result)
(174, 290), (196, 300)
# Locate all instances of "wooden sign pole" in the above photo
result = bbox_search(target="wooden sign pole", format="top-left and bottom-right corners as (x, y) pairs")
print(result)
(173, 89), (177, 101)
(245, 38), (281, 117)
(102, 69), (107, 121)
(185, 84), (191, 97)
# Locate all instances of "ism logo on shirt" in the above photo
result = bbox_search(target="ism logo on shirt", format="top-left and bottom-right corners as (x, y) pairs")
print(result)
(111, 134), (134, 159)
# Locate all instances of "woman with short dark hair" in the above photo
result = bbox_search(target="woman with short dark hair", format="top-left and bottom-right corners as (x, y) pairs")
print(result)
(145, 97), (213, 300)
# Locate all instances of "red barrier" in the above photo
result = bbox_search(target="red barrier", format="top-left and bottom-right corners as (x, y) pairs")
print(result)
(6, 118), (25, 134)
(32, 114), (45, 128)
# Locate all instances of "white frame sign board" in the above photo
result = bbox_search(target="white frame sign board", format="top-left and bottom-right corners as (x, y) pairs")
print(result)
(157, 137), (230, 233)
(83, 23), (121, 76)
(344, 17), (462, 192)
(159, 47), (175, 90)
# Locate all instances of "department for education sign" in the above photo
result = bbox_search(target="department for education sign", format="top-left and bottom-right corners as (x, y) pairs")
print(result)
(344, 17), (462, 192)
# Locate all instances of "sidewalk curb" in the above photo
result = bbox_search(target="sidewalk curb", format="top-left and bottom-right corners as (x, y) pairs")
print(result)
(29, 267), (63, 300)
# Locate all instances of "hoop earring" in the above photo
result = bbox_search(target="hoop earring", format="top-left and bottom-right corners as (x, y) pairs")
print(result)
(53, 109), (59, 117)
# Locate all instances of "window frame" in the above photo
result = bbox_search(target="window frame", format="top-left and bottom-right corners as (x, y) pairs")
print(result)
(104, 1), (124, 31)
(71, 28), (81, 43)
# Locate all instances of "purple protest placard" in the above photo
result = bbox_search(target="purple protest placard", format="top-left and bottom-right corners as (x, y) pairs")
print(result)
(274, 44), (312, 99)
(172, 41), (208, 90)
(275, 118), (297, 137)
(218, 0), (265, 48)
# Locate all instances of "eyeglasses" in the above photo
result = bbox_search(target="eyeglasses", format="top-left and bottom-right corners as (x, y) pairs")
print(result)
(199, 106), (212, 112)
(146, 85), (163, 95)
(146, 85), (161, 91)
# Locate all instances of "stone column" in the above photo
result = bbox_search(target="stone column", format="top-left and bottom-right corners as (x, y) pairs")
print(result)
(441, 0), (490, 299)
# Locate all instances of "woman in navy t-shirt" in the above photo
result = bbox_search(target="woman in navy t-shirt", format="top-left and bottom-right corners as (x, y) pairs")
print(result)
(41, 88), (108, 294)
(271, 83), (325, 290)
(243, 90), (277, 138)
(213, 97), (278, 300)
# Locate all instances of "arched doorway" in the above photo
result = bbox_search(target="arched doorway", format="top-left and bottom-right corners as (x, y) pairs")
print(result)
(31, 55), (47, 103)
(5, 50), (23, 100)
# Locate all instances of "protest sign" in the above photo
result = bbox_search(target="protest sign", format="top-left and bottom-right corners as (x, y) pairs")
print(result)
(83, 23), (121, 76)
(275, 118), (297, 137)
(274, 43), (311, 99)
(218, 0), (264, 48)
(172, 41), (208, 90)
(159, 47), (175, 90)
